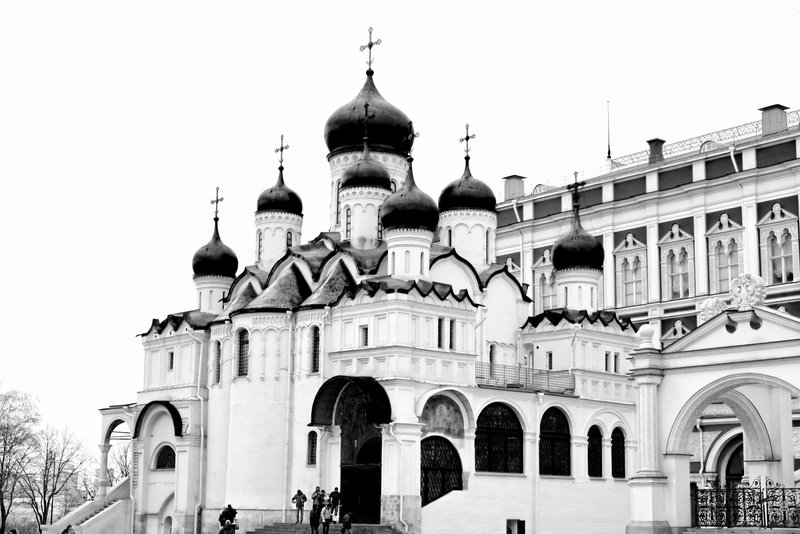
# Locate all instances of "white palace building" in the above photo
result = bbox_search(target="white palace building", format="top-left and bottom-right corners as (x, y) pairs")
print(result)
(49, 37), (800, 534)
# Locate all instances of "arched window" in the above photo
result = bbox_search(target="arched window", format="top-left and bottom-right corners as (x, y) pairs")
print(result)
(311, 326), (320, 373)
(390, 251), (395, 273)
(213, 341), (221, 384)
(404, 251), (410, 273)
(286, 230), (293, 248)
(420, 251), (425, 275)
(728, 239), (739, 283)
(421, 436), (462, 505)
(485, 230), (490, 263)
(377, 208), (383, 239)
(539, 407), (570, 476)
(715, 241), (730, 293)
(769, 229), (794, 283)
(488, 344), (496, 378)
(391, 181), (397, 192)
(307, 431), (318, 466)
(587, 425), (603, 478)
(237, 330), (249, 377)
(475, 403), (523, 473)
(611, 428), (626, 479)
(345, 209), (352, 239)
(447, 228), (452, 247)
(155, 446), (175, 470)
(564, 287), (569, 308)
(257, 230), (263, 261)
(336, 181), (342, 223)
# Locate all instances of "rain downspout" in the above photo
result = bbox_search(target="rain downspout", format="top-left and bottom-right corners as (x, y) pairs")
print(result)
(696, 418), (704, 475)
(282, 310), (296, 523)
(123, 405), (136, 534)
(386, 423), (409, 533)
(729, 146), (739, 173)
(569, 323), (581, 374)
(187, 331), (207, 534)
(512, 200), (525, 295)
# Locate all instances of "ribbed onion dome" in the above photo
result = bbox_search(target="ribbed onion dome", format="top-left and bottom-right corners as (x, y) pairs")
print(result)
(324, 69), (414, 157)
(438, 156), (497, 213)
(380, 157), (439, 232)
(192, 217), (239, 278)
(256, 166), (303, 215)
(551, 203), (604, 271)
(340, 139), (392, 190)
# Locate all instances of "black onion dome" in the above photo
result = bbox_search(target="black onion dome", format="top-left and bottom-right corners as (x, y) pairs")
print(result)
(551, 211), (604, 271)
(380, 157), (439, 232)
(438, 156), (497, 213)
(192, 218), (239, 278)
(324, 69), (414, 157)
(340, 140), (392, 190)
(256, 166), (303, 215)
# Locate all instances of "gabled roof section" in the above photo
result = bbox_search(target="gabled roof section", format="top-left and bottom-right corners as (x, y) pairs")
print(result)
(141, 309), (217, 336)
(223, 265), (267, 303)
(479, 264), (533, 302)
(310, 231), (341, 246)
(214, 284), (258, 322)
(523, 308), (637, 331)
(340, 276), (480, 308)
(297, 260), (357, 310)
(338, 241), (387, 275)
(237, 265), (311, 314)
(276, 241), (339, 283)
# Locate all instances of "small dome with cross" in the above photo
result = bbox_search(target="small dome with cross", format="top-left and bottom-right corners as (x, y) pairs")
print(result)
(551, 176), (604, 271)
(438, 156), (497, 213)
(192, 218), (238, 278)
(381, 157), (439, 232)
(257, 166), (303, 215)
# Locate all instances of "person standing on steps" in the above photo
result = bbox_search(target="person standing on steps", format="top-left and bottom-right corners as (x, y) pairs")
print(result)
(292, 489), (308, 524)
(219, 504), (237, 527)
(320, 503), (333, 534)
(339, 511), (352, 534)
(329, 486), (341, 523)
(309, 503), (321, 534)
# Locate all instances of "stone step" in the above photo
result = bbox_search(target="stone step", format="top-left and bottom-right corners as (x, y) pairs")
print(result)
(248, 523), (399, 534)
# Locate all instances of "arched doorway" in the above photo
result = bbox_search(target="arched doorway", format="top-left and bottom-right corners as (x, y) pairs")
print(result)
(722, 441), (744, 488)
(162, 516), (172, 534)
(420, 436), (462, 505)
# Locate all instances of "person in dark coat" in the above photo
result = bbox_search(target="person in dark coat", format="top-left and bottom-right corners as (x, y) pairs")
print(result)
(329, 487), (341, 522)
(219, 504), (237, 527)
(309, 504), (321, 534)
(292, 489), (308, 524)
(340, 512), (352, 534)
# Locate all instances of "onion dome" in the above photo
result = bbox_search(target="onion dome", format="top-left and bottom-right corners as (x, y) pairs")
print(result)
(340, 138), (392, 190)
(192, 217), (239, 278)
(324, 69), (414, 157)
(256, 166), (303, 215)
(380, 157), (439, 232)
(438, 156), (497, 213)
(551, 190), (604, 271)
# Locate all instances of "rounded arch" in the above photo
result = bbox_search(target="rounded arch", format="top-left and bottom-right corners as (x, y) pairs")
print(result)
(414, 387), (475, 430)
(539, 406), (571, 476)
(704, 427), (743, 474)
(538, 402), (576, 435)
(103, 417), (131, 444)
(474, 397), (528, 432)
(665, 373), (798, 456)
(152, 442), (176, 470)
(581, 407), (633, 437)
(421, 436), (463, 506)
(309, 376), (391, 426)
(133, 401), (182, 439)
(475, 402), (523, 473)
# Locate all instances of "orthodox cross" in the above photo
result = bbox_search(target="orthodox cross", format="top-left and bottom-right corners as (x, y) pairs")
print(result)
(360, 102), (376, 138)
(360, 27), (382, 69)
(404, 121), (420, 153)
(459, 124), (476, 155)
(210, 187), (224, 218)
(274, 135), (289, 166)
(567, 171), (585, 212)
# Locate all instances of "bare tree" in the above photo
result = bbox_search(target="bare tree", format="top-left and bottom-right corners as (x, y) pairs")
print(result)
(0, 389), (40, 534)
(19, 426), (88, 532)
(107, 441), (131, 484)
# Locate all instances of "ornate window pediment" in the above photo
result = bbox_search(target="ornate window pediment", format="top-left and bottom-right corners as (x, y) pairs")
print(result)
(757, 202), (799, 285)
(706, 214), (743, 295)
(659, 224), (694, 300)
(614, 233), (647, 307)
(533, 249), (555, 313)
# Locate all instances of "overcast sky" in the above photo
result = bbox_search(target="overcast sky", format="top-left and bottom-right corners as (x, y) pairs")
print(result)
(1, 1), (798, 453)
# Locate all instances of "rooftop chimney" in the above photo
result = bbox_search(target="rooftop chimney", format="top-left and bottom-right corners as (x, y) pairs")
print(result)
(503, 175), (526, 201)
(759, 104), (789, 136)
(647, 138), (665, 164)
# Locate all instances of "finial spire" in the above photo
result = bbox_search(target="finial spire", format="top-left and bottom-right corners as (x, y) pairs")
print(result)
(360, 27), (382, 72)
(459, 124), (476, 158)
(606, 101), (611, 160)
(210, 187), (224, 221)
(566, 171), (586, 219)
(275, 134), (289, 168)
(404, 121), (420, 155)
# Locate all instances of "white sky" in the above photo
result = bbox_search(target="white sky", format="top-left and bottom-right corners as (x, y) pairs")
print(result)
(1, 0), (798, 453)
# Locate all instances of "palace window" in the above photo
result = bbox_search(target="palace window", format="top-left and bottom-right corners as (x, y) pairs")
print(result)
(155, 446), (175, 470)
(604, 351), (611, 372)
(345, 209), (352, 239)
(475, 403), (523, 473)
(757, 202), (799, 285)
(167, 351), (174, 371)
(437, 318), (444, 349)
(307, 431), (317, 466)
(611, 428), (626, 479)
(539, 407), (571, 476)
(533, 250), (556, 313)
(449, 319), (456, 350)
(447, 228), (452, 247)
(359, 325), (369, 347)
(659, 224), (694, 301)
(421, 436), (463, 505)
(587, 425), (603, 478)
(706, 213), (744, 294)
(613, 352), (620, 373)
(488, 344), (496, 377)
(311, 326), (320, 373)
(213, 341), (221, 384)
(546, 351), (553, 370)
(237, 329), (249, 377)
(614, 233), (647, 307)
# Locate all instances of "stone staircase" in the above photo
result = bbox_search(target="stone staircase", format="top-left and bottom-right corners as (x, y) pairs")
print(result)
(77, 498), (119, 525)
(248, 523), (400, 534)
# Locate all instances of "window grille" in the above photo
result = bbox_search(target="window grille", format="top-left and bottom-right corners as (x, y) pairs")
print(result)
(359, 325), (368, 347)
(155, 446), (175, 470)
(546, 351), (553, 370)
(311, 326), (320, 373)
(307, 431), (318, 466)
(421, 436), (463, 505)
(213, 341), (221, 384)
(449, 319), (456, 350)
(237, 330), (249, 377)
(437, 318), (444, 349)
(587, 425), (603, 477)
(488, 345), (496, 377)
(611, 428), (626, 479)
(475, 403), (523, 473)
(345, 209), (352, 239)
(539, 407), (571, 476)
(168, 351), (174, 371)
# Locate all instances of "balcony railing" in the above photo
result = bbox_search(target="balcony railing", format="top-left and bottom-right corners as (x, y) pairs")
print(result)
(475, 362), (575, 394)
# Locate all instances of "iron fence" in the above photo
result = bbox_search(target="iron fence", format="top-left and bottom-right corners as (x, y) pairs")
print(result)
(693, 477), (800, 528)
(474, 362), (575, 394)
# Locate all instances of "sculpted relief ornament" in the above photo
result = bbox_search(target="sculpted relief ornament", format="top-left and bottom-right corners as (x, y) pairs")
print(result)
(730, 273), (766, 311)
(698, 297), (728, 323)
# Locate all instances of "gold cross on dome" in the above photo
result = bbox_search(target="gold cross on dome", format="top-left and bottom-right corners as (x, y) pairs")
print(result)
(210, 187), (224, 218)
(360, 27), (382, 69)
(567, 171), (585, 211)
(459, 124), (476, 155)
(274, 134), (289, 166)
(404, 121), (420, 153)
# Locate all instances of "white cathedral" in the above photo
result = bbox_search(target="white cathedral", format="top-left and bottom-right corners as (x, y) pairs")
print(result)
(50, 38), (800, 534)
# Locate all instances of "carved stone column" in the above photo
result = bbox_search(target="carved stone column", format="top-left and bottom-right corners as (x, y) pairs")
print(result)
(97, 443), (112, 500)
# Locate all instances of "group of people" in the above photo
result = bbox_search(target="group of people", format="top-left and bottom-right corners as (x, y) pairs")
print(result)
(293, 486), (349, 534)
(217, 504), (239, 533)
